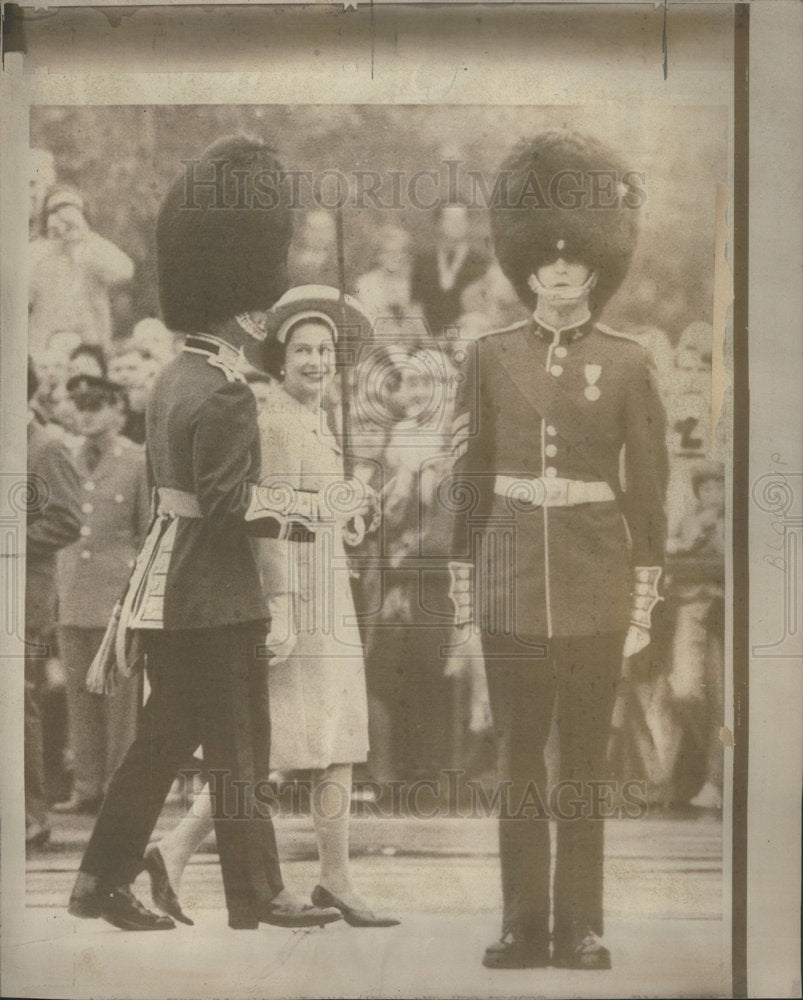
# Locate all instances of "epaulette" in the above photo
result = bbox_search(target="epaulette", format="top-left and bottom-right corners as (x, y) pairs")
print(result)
(207, 354), (246, 384)
(595, 322), (640, 344)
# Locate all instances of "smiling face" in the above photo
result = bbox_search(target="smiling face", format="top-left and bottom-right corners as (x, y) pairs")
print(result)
(282, 320), (336, 407)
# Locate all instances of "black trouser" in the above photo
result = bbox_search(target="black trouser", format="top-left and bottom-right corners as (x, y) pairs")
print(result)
(482, 631), (623, 949)
(80, 622), (283, 919)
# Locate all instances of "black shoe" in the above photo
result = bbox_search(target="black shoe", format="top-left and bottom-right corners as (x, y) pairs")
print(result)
(311, 884), (400, 928)
(141, 844), (194, 926)
(482, 932), (550, 969)
(69, 876), (175, 931)
(259, 890), (342, 928)
(52, 793), (104, 815)
(228, 911), (260, 930)
(552, 925), (611, 970)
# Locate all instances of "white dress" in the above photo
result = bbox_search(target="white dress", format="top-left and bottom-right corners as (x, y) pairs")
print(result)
(257, 384), (369, 771)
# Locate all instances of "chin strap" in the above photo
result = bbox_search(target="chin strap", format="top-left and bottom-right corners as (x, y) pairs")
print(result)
(630, 566), (663, 630)
(527, 270), (597, 304)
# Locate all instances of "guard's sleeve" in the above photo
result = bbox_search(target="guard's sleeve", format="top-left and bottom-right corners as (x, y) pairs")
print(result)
(26, 437), (82, 558)
(621, 349), (669, 568)
(192, 379), (260, 529)
(449, 337), (497, 566)
(193, 379), (315, 540)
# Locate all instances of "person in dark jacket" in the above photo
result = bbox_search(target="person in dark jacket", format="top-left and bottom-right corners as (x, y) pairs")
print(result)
(25, 357), (82, 847)
(410, 201), (488, 338)
(448, 132), (668, 971)
(67, 138), (341, 932)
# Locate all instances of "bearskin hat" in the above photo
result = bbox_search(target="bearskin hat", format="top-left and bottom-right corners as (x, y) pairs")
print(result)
(490, 131), (641, 312)
(156, 136), (294, 334)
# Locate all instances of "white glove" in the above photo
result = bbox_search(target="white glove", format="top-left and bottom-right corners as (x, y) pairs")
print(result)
(622, 623), (651, 659)
(622, 567), (663, 659)
(468, 658), (493, 734)
(470, 691), (494, 735)
(444, 623), (485, 678)
(342, 483), (381, 546)
(264, 592), (297, 665)
(342, 513), (367, 547)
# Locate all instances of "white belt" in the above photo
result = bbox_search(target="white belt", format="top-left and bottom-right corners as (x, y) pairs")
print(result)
(494, 475), (615, 508)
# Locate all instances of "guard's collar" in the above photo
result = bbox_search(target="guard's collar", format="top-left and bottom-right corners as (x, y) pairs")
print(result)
(183, 333), (241, 369)
(531, 309), (593, 343)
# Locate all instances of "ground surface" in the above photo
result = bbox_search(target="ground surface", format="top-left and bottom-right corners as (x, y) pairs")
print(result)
(11, 809), (728, 999)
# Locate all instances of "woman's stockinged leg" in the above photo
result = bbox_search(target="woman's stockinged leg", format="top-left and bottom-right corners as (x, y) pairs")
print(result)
(312, 763), (354, 896)
(154, 783), (214, 893)
(310, 763), (401, 926)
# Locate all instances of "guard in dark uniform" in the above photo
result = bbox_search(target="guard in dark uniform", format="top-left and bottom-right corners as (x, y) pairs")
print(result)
(68, 138), (341, 932)
(448, 131), (667, 969)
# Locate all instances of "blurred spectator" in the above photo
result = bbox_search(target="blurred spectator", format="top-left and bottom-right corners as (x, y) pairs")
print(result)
(621, 276), (677, 398)
(353, 225), (427, 344)
(45, 330), (84, 359)
(68, 343), (108, 380)
(664, 321), (714, 537)
(410, 201), (488, 340)
(665, 462), (725, 809)
(29, 148), (56, 240)
(30, 348), (83, 450)
(107, 338), (147, 388)
(28, 187), (134, 362)
(611, 319), (724, 808)
(288, 209), (339, 286)
(458, 261), (528, 338)
(130, 316), (179, 368)
(353, 342), (461, 787)
(54, 374), (149, 814)
(108, 339), (162, 444)
(25, 358), (82, 848)
(31, 348), (69, 423)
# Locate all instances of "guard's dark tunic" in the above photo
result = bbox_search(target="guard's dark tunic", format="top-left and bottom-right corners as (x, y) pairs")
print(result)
(78, 333), (294, 921)
(450, 315), (668, 951)
(144, 345), (269, 628)
(451, 317), (667, 641)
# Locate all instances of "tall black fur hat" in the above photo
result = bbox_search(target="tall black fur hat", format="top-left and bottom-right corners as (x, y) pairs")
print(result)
(490, 131), (641, 312)
(156, 136), (294, 334)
